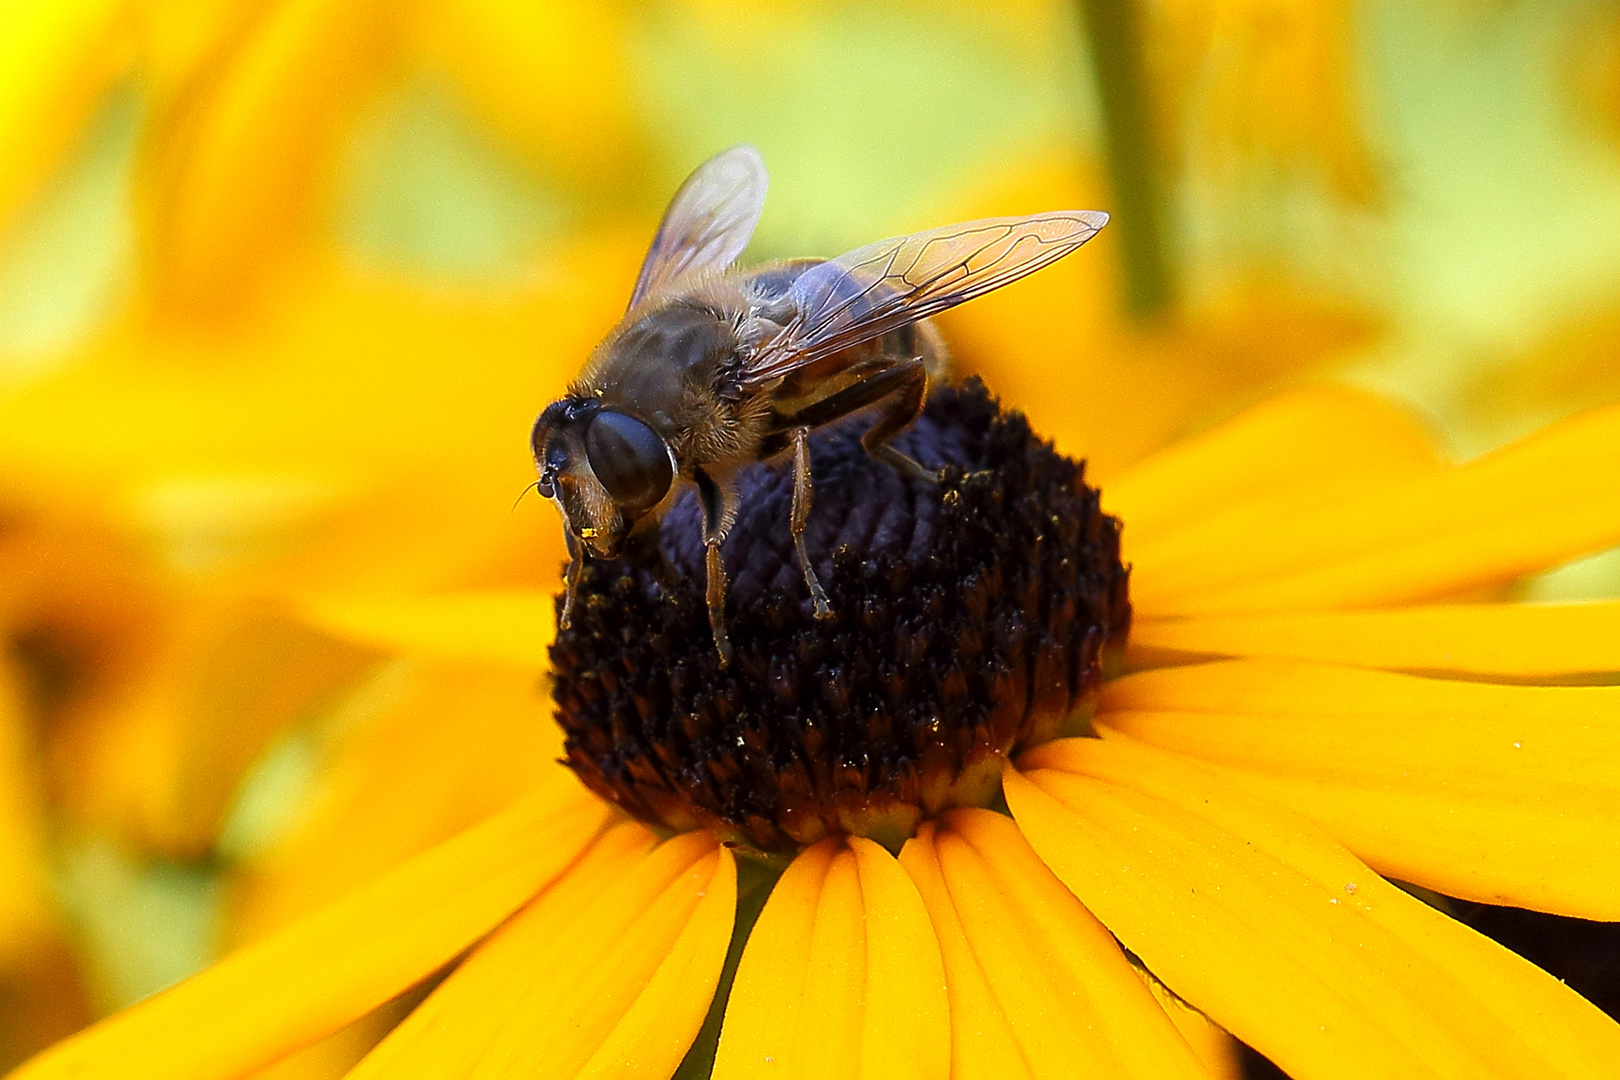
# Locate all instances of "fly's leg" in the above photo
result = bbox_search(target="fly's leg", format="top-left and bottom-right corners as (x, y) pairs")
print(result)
(860, 359), (940, 482)
(769, 359), (941, 483)
(706, 543), (730, 667)
(695, 468), (735, 667)
(791, 426), (833, 619)
(560, 529), (584, 629)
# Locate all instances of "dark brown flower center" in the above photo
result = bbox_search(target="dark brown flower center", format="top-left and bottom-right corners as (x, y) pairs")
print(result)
(549, 379), (1130, 854)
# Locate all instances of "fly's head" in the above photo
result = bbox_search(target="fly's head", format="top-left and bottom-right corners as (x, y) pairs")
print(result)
(532, 396), (676, 559)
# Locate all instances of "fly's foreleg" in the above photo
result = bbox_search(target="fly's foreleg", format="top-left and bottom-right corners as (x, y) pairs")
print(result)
(560, 529), (584, 629)
(791, 426), (833, 619)
(860, 359), (939, 482)
(694, 468), (734, 667)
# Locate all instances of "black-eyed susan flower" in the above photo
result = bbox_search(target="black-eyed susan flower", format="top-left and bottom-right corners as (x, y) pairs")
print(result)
(13, 373), (1620, 1080)
(1, 0), (1382, 908)
(0, 142), (1356, 887)
(5, 4), (1618, 1074)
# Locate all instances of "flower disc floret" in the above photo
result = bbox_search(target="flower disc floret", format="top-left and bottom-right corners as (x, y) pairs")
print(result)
(550, 380), (1131, 853)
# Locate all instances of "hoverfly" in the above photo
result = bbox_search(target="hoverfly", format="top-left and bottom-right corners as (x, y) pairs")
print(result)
(532, 145), (1107, 665)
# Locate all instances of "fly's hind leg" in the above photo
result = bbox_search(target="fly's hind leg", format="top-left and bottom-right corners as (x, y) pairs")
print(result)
(694, 468), (735, 667)
(791, 426), (833, 619)
(861, 358), (940, 483)
(773, 359), (942, 483)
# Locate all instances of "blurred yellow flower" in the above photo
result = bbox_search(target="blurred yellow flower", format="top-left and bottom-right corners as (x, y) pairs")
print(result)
(0, 660), (93, 1070)
(0, 0), (645, 321)
(0, 0), (662, 908)
(1145, 0), (1379, 201)
(0, 1), (132, 238)
(0, 240), (639, 856)
(1457, 300), (1620, 457)
(135, 0), (403, 317)
(1566, 2), (1620, 150)
(409, 0), (642, 189)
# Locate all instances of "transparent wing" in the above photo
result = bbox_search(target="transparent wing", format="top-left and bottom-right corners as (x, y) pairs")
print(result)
(744, 210), (1108, 382)
(628, 145), (768, 309)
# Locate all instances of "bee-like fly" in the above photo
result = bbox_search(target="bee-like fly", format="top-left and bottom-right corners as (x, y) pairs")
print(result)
(532, 145), (1107, 664)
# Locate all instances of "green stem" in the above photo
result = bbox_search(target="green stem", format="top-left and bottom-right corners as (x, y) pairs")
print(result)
(1076, 0), (1174, 319)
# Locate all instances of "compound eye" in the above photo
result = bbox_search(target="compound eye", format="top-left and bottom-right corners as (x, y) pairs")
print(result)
(585, 410), (673, 513)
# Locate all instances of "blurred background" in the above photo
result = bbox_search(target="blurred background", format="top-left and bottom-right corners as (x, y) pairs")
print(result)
(2, 0), (1620, 1074)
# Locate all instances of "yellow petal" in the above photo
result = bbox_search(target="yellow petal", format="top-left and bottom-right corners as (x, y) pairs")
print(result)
(135, 1), (267, 109)
(345, 826), (735, 1080)
(226, 659), (573, 945)
(714, 837), (948, 1080)
(12, 785), (611, 1080)
(298, 590), (555, 671)
(409, 0), (640, 192)
(1007, 738), (1620, 1080)
(1134, 401), (1620, 616)
(899, 811), (1211, 1080)
(1145, 0), (1377, 202)
(0, 253), (633, 596)
(1130, 600), (1620, 677)
(1457, 294), (1620, 441)
(0, 660), (49, 962)
(1096, 659), (1620, 919)
(1104, 384), (1439, 547)
(51, 601), (375, 858)
(236, 1004), (404, 1080)
(1132, 972), (1244, 1080)
(140, 0), (392, 314)
(0, 657), (94, 1066)
(0, 0), (129, 234)
(0, 939), (94, 1074)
